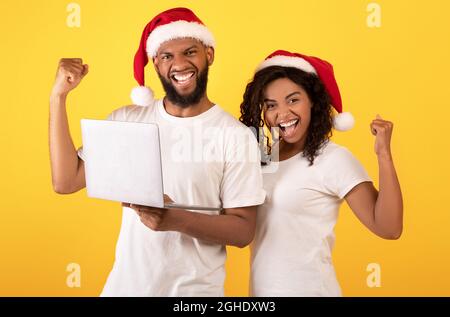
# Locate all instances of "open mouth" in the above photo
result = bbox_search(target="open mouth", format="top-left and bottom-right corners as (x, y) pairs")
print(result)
(278, 119), (299, 138)
(170, 71), (195, 86)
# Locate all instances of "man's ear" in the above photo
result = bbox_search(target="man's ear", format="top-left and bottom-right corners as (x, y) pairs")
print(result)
(205, 46), (215, 66)
(152, 56), (160, 73)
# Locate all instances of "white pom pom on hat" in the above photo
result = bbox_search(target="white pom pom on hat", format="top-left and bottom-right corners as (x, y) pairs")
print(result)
(256, 50), (354, 131)
(130, 86), (154, 107)
(333, 112), (355, 131)
(131, 7), (215, 107)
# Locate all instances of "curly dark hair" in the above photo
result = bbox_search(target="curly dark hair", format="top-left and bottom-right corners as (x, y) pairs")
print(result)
(239, 66), (334, 166)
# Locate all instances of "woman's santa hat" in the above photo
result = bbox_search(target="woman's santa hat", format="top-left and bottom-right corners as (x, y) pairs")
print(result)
(131, 7), (215, 107)
(256, 50), (354, 131)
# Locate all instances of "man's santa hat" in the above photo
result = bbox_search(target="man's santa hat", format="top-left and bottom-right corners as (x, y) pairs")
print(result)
(256, 50), (354, 131)
(131, 7), (215, 107)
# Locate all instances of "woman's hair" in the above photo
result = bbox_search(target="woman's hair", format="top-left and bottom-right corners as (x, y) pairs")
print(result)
(239, 66), (333, 165)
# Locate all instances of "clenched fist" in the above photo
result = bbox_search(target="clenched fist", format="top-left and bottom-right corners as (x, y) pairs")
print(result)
(51, 58), (89, 97)
(370, 114), (394, 159)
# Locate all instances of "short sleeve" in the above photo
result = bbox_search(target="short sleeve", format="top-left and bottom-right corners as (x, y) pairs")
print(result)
(77, 107), (128, 161)
(322, 146), (372, 199)
(220, 126), (266, 209)
(76, 146), (85, 161)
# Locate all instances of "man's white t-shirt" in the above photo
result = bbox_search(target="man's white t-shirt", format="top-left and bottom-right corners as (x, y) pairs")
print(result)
(250, 141), (371, 297)
(78, 99), (266, 296)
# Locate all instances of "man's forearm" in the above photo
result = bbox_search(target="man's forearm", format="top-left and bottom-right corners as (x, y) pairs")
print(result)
(167, 208), (256, 248)
(49, 93), (79, 191)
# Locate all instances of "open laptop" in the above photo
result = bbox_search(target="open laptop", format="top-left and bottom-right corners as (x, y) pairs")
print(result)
(80, 119), (222, 211)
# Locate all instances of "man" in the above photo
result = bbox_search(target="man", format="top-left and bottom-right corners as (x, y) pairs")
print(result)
(49, 7), (265, 296)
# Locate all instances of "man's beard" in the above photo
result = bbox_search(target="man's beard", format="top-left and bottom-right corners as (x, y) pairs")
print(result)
(158, 66), (209, 108)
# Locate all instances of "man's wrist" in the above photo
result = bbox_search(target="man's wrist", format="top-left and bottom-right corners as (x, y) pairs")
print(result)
(166, 208), (190, 232)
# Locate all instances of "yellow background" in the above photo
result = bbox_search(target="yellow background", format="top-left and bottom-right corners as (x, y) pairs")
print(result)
(1, 0), (449, 296)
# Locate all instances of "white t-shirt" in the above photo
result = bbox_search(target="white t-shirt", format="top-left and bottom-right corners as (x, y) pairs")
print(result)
(250, 141), (371, 297)
(78, 99), (266, 296)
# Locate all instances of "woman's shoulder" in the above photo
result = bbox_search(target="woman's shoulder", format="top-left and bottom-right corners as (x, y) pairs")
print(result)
(322, 140), (348, 153)
(316, 141), (355, 163)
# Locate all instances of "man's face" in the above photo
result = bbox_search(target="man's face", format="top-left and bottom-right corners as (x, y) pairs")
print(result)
(153, 38), (214, 107)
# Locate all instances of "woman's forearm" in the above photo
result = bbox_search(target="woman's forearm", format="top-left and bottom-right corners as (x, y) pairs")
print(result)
(373, 153), (403, 239)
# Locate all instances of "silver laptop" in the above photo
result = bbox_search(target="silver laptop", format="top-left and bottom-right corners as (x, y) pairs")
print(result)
(80, 119), (222, 211)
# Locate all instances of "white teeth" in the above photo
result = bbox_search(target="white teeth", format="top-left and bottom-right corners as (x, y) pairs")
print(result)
(279, 119), (298, 128)
(173, 72), (194, 82)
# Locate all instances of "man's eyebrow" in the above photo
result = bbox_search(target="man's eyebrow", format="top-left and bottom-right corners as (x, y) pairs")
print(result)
(184, 45), (198, 52)
(263, 98), (276, 103)
(158, 45), (199, 56)
(158, 51), (173, 56)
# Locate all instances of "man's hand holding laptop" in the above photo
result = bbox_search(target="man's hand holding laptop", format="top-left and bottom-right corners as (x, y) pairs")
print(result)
(122, 195), (179, 231)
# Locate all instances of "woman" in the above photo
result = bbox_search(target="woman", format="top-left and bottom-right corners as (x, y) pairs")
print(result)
(240, 50), (403, 296)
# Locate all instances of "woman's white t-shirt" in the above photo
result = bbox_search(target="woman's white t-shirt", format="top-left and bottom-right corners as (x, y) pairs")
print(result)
(250, 141), (371, 297)
(78, 99), (266, 296)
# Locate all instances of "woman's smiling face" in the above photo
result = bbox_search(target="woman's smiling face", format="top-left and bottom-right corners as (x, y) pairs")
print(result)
(263, 77), (312, 145)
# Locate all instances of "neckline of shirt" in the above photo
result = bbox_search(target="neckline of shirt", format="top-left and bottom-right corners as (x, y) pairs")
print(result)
(156, 98), (221, 124)
(273, 140), (334, 164)
(270, 141), (303, 164)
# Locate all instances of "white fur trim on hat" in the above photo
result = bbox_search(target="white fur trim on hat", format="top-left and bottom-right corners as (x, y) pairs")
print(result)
(131, 86), (154, 107)
(256, 55), (317, 74)
(333, 112), (354, 131)
(146, 20), (215, 57)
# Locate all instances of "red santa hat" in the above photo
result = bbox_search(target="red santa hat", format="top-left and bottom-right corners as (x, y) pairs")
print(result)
(256, 50), (354, 131)
(131, 7), (216, 107)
